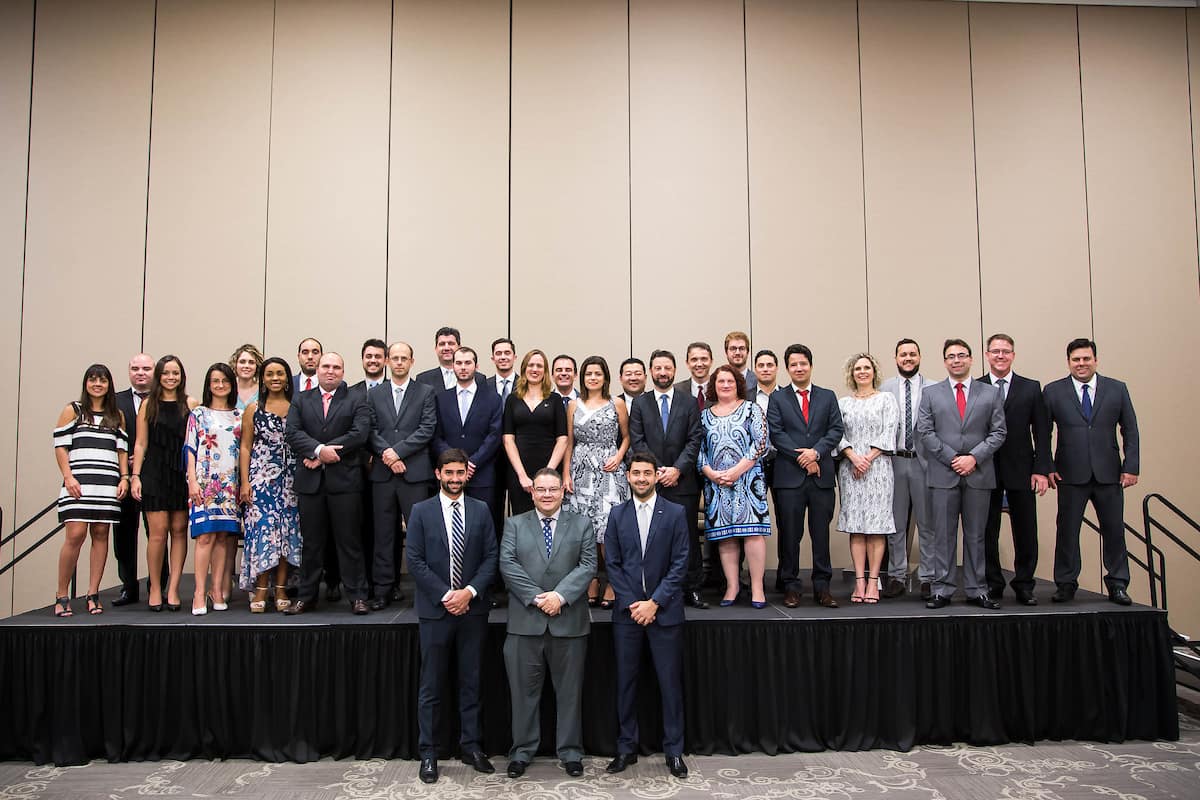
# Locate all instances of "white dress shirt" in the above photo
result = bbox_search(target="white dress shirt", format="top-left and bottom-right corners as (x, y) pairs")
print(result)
(1072, 374), (1098, 405)
(438, 491), (478, 601)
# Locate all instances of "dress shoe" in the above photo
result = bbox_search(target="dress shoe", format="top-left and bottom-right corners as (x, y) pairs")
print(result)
(814, 590), (839, 609)
(926, 594), (951, 609)
(783, 591), (802, 609)
(112, 589), (137, 607)
(718, 593), (739, 608)
(1051, 584), (1076, 603)
(1109, 587), (1132, 606)
(684, 591), (709, 610)
(881, 577), (906, 599)
(666, 755), (689, 779)
(351, 599), (369, 615)
(325, 584), (342, 602)
(920, 582), (932, 601)
(369, 596), (390, 612)
(967, 594), (1001, 610)
(606, 753), (638, 773)
(418, 757), (438, 784)
(507, 760), (529, 778)
(285, 600), (314, 615)
(391, 586), (405, 603)
(490, 597), (500, 609)
(1014, 590), (1038, 606)
(563, 760), (584, 777)
(461, 751), (495, 773)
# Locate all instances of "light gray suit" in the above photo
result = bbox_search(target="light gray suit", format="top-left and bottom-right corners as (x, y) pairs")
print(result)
(880, 373), (935, 582)
(499, 507), (597, 763)
(917, 378), (1007, 599)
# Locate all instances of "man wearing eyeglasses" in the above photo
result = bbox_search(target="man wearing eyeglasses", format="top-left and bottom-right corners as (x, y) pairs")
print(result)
(917, 339), (1007, 609)
(979, 334), (1052, 606)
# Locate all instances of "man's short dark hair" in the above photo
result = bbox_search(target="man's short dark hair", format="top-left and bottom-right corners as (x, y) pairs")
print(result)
(943, 338), (972, 358)
(619, 357), (646, 373)
(434, 326), (461, 343)
(627, 450), (659, 471)
(649, 349), (676, 367)
(552, 354), (577, 371)
(784, 343), (813, 366)
(895, 338), (920, 355)
(454, 346), (478, 364)
(686, 341), (712, 358)
(297, 337), (323, 354)
(437, 448), (470, 469)
(754, 349), (777, 366)
(361, 338), (386, 356)
(1067, 338), (1097, 358)
(986, 333), (1014, 350)
(491, 337), (514, 353)
(532, 467), (563, 484)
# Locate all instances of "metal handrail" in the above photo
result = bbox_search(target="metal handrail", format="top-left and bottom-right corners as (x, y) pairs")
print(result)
(1081, 514), (1167, 608)
(1143, 493), (1200, 567)
(0, 524), (64, 577)
(0, 500), (56, 548)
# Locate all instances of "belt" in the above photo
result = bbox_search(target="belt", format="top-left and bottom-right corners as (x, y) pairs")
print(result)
(893, 450), (917, 459)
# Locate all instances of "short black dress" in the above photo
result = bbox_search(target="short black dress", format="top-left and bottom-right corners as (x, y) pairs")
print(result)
(503, 393), (567, 515)
(139, 400), (189, 512)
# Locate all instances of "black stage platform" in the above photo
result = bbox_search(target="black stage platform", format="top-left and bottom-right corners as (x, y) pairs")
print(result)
(0, 572), (1178, 765)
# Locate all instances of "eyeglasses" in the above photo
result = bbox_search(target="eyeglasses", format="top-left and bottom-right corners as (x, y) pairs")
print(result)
(944, 353), (971, 361)
(986, 349), (1014, 356)
(532, 486), (562, 495)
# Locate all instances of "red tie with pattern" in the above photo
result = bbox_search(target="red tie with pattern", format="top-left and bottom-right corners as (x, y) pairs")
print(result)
(696, 386), (705, 410)
(305, 376), (313, 392)
(799, 389), (810, 423)
(955, 383), (966, 420)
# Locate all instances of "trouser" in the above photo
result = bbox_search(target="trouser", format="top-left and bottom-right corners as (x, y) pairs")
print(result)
(889, 455), (933, 581)
(928, 484), (990, 599)
(297, 491), (366, 602)
(417, 613), (488, 758)
(504, 632), (587, 763)
(1053, 480), (1129, 592)
(774, 482), (835, 593)
(613, 621), (685, 756)
(658, 488), (701, 592)
(984, 486), (1038, 596)
(372, 478), (434, 597)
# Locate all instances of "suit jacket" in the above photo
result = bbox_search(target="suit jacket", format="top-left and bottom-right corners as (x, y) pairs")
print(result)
(349, 379), (384, 402)
(603, 496), (689, 627)
(485, 373), (517, 398)
(628, 388), (703, 496)
(880, 373), (934, 467)
(766, 384), (844, 489)
(499, 508), (596, 637)
(284, 382), (372, 494)
(673, 378), (706, 406)
(432, 385), (504, 488)
(917, 379), (1007, 490)
(367, 380), (437, 484)
(416, 366), (486, 392)
(115, 389), (140, 454)
(292, 373), (318, 393)
(979, 372), (1053, 488)
(1043, 375), (1139, 485)
(406, 494), (498, 619)
(742, 368), (758, 393)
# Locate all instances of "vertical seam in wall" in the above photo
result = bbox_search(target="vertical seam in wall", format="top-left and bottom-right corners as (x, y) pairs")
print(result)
(261, 0), (277, 348)
(384, 0), (394, 343)
(11, 0), (38, 609)
(1186, 10), (1200, 297)
(1076, 7), (1096, 337)
(627, 0), (633, 357)
(506, 0), (513, 338)
(140, 0), (159, 351)
(742, 0), (753, 341)
(856, 0), (869, 353)
(967, 5), (984, 350)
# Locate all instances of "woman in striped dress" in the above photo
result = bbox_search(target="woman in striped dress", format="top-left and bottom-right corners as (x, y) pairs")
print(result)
(53, 364), (129, 617)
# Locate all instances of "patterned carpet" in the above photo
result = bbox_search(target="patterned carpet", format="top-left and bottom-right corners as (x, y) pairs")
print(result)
(2, 714), (1196, 799)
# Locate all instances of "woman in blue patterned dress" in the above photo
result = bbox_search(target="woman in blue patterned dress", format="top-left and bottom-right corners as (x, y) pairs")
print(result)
(238, 357), (300, 613)
(699, 364), (771, 608)
(563, 355), (630, 608)
(184, 363), (242, 615)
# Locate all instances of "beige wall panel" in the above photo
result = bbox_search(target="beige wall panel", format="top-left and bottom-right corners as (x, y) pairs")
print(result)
(264, 0), (390, 373)
(511, 0), (629, 370)
(969, 4), (1092, 583)
(1080, 8), (1200, 633)
(16, 0), (154, 613)
(860, 0), (980, 365)
(389, 0), (509, 369)
(143, 0), (273, 379)
(0, 0), (34, 616)
(629, 0), (750, 361)
(745, 0), (865, 390)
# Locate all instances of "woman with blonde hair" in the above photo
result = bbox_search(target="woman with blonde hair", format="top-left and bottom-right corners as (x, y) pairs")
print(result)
(502, 349), (568, 515)
(229, 343), (265, 410)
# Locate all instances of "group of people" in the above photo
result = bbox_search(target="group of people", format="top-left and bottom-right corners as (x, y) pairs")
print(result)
(51, 326), (1139, 778)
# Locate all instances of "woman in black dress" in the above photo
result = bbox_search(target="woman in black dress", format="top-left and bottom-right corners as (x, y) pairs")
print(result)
(130, 355), (198, 611)
(502, 349), (567, 515)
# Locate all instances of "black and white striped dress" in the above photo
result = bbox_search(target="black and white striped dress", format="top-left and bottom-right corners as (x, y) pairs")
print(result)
(54, 403), (128, 524)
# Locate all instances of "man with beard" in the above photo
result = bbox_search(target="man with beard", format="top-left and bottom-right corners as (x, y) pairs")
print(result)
(350, 338), (388, 595)
(352, 338), (388, 397)
(629, 350), (707, 609)
(294, 337), (322, 393)
(724, 331), (757, 393)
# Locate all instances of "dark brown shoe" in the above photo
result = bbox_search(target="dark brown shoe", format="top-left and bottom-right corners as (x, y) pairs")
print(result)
(284, 600), (313, 615)
(815, 590), (839, 609)
(881, 577), (906, 598)
(351, 599), (369, 615)
(783, 591), (802, 608)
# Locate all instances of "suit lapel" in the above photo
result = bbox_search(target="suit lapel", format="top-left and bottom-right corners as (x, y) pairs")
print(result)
(962, 381), (981, 427)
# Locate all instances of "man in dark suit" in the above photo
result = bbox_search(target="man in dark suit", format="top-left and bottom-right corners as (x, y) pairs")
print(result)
(616, 357), (646, 408)
(767, 344), (845, 609)
(293, 337), (322, 393)
(348, 338), (388, 597)
(1044, 338), (1139, 605)
(603, 452), (690, 779)
(351, 338), (387, 397)
(918, 339), (1007, 610)
(416, 326), (486, 391)
(484, 337), (517, 561)
(630, 349), (707, 609)
(406, 448), (498, 783)
(112, 353), (156, 605)
(499, 468), (596, 779)
(432, 346), (504, 524)
(674, 341), (713, 408)
(979, 334), (1051, 605)
(283, 352), (372, 614)
(551, 354), (578, 406)
(724, 330), (757, 393)
(367, 341), (437, 609)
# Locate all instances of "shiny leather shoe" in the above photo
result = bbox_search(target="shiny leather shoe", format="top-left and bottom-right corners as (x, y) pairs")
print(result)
(814, 590), (839, 609)
(606, 753), (638, 773)
(684, 591), (709, 610)
(418, 757), (438, 784)
(967, 594), (1001, 610)
(112, 589), (137, 607)
(369, 596), (390, 612)
(926, 594), (951, 609)
(881, 578), (906, 599)
(284, 600), (314, 615)
(1051, 584), (1075, 603)
(391, 586), (405, 603)
(1109, 587), (1132, 606)
(325, 584), (342, 602)
(507, 760), (529, 778)
(461, 751), (494, 773)
(351, 599), (369, 615)
(1014, 590), (1038, 606)
(783, 591), (802, 609)
(563, 760), (584, 777)
(666, 755), (689, 778)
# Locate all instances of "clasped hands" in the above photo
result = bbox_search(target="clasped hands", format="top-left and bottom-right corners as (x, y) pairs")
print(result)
(533, 592), (563, 616)
(628, 599), (658, 626)
(303, 443), (344, 470)
(380, 448), (407, 474)
(950, 454), (977, 476)
(796, 448), (820, 476)
(442, 588), (472, 616)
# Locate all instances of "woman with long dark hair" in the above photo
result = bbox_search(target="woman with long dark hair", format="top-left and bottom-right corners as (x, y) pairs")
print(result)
(502, 349), (568, 515)
(52, 364), (129, 616)
(131, 355), (197, 611)
(238, 357), (300, 612)
(185, 363), (243, 615)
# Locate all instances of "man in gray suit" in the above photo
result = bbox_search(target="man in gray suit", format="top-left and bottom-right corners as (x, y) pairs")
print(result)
(879, 338), (936, 599)
(367, 341), (437, 609)
(917, 338), (1007, 609)
(499, 468), (597, 779)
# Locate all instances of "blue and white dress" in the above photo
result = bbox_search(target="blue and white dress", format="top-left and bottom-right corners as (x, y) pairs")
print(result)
(183, 406), (242, 537)
(240, 406), (301, 588)
(699, 400), (771, 540)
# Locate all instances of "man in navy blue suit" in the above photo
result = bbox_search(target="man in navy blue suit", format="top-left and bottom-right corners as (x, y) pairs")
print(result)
(406, 448), (499, 783)
(603, 451), (690, 780)
(432, 346), (504, 522)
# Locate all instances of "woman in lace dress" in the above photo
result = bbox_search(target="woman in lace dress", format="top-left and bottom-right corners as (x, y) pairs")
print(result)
(563, 356), (630, 608)
(836, 353), (898, 604)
